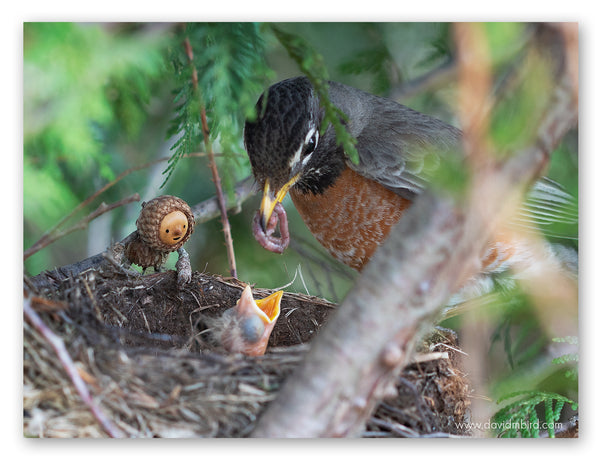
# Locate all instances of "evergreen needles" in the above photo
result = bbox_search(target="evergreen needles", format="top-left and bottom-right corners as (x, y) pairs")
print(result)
(164, 23), (273, 188)
(492, 390), (577, 438)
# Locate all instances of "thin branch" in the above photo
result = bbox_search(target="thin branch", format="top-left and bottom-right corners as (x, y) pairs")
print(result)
(184, 36), (238, 278)
(24, 194), (140, 261)
(24, 296), (125, 438)
(191, 175), (256, 223)
(23, 152), (219, 261)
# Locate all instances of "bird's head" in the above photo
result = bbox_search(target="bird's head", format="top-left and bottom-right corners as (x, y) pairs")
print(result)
(220, 286), (283, 356)
(244, 77), (345, 231)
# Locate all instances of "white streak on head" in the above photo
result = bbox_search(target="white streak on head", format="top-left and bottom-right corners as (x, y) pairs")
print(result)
(289, 123), (318, 171)
(301, 127), (318, 167)
(304, 125), (317, 145)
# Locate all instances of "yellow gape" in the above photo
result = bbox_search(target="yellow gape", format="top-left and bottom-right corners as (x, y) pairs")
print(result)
(159, 211), (188, 245)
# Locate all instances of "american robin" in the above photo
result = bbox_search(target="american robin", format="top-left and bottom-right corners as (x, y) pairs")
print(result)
(218, 286), (283, 356)
(244, 77), (577, 280)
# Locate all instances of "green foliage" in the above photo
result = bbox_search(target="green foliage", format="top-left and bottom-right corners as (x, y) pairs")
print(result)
(493, 390), (577, 438)
(163, 23), (273, 189)
(484, 281), (578, 437)
(337, 24), (396, 95)
(482, 23), (564, 157)
(24, 23), (166, 167)
(483, 22), (527, 66)
(551, 336), (579, 381)
(424, 146), (471, 201)
(268, 24), (360, 165)
(491, 316), (547, 371)
(487, 284), (547, 370)
(417, 23), (454, 68)
(338, 46), (393, 94)
(24, 22), (167, 236)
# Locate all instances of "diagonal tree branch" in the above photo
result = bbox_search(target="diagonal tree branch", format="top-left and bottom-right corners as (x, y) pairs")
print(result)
(250, 24), (578, 438)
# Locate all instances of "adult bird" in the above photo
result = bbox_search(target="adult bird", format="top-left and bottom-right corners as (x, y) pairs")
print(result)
(244, 77), (577, 296)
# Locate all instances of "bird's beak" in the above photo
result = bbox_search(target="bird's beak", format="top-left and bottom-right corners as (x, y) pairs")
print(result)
(222, 286), (283, 356)
(259, 175), (300, 231)
(237, 285), (283, 324)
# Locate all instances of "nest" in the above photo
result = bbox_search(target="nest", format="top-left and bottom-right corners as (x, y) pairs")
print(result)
(24, 265), (471, 438)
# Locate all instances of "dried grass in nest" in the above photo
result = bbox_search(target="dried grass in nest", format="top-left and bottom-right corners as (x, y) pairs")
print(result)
(24, 267), (471, 438)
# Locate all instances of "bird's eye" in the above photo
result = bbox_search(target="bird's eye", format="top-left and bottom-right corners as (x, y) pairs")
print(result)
(303, 133), (318, 158)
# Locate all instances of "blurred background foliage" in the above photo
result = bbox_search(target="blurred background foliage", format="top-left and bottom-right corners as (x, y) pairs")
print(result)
(23, 22), (578, 437)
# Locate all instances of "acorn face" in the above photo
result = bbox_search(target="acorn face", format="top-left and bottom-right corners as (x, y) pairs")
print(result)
(159, 210), (189, 245)
(136, 195), (195, 252)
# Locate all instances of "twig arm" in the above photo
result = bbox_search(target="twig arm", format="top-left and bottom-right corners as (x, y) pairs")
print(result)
(176, 247), (192, 286)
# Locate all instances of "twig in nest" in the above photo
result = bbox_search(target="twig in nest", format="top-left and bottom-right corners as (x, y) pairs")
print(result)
(23, 296), (125, 438)
(24, 194), (141, 261)
(183, 36), (237, 278)
(27, 295), (68, 314)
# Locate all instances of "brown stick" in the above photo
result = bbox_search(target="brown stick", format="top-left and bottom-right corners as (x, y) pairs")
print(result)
(184, 36), (238, 278)
(250, 28), (577, 439)
(201, 110), (238, 278)
(24, 297), (125, 438)
(23, 151), (228, 261)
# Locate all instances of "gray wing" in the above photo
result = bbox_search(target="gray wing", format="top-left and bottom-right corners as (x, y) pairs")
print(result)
(352, 99), (462, 199)
(327, 80), (461, 200)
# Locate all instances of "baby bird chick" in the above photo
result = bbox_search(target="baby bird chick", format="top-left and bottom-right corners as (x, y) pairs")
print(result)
(219, 286), (283, 356)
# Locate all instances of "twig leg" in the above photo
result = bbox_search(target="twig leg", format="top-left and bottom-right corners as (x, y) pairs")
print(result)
(176, 247), (193, 286)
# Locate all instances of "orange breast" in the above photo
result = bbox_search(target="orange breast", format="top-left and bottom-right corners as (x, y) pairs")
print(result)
(290, 167), (411, 271)
(479, 229), (518, 274)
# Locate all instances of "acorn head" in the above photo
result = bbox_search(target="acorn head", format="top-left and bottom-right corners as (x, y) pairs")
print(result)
(136, 195), (195, 251)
